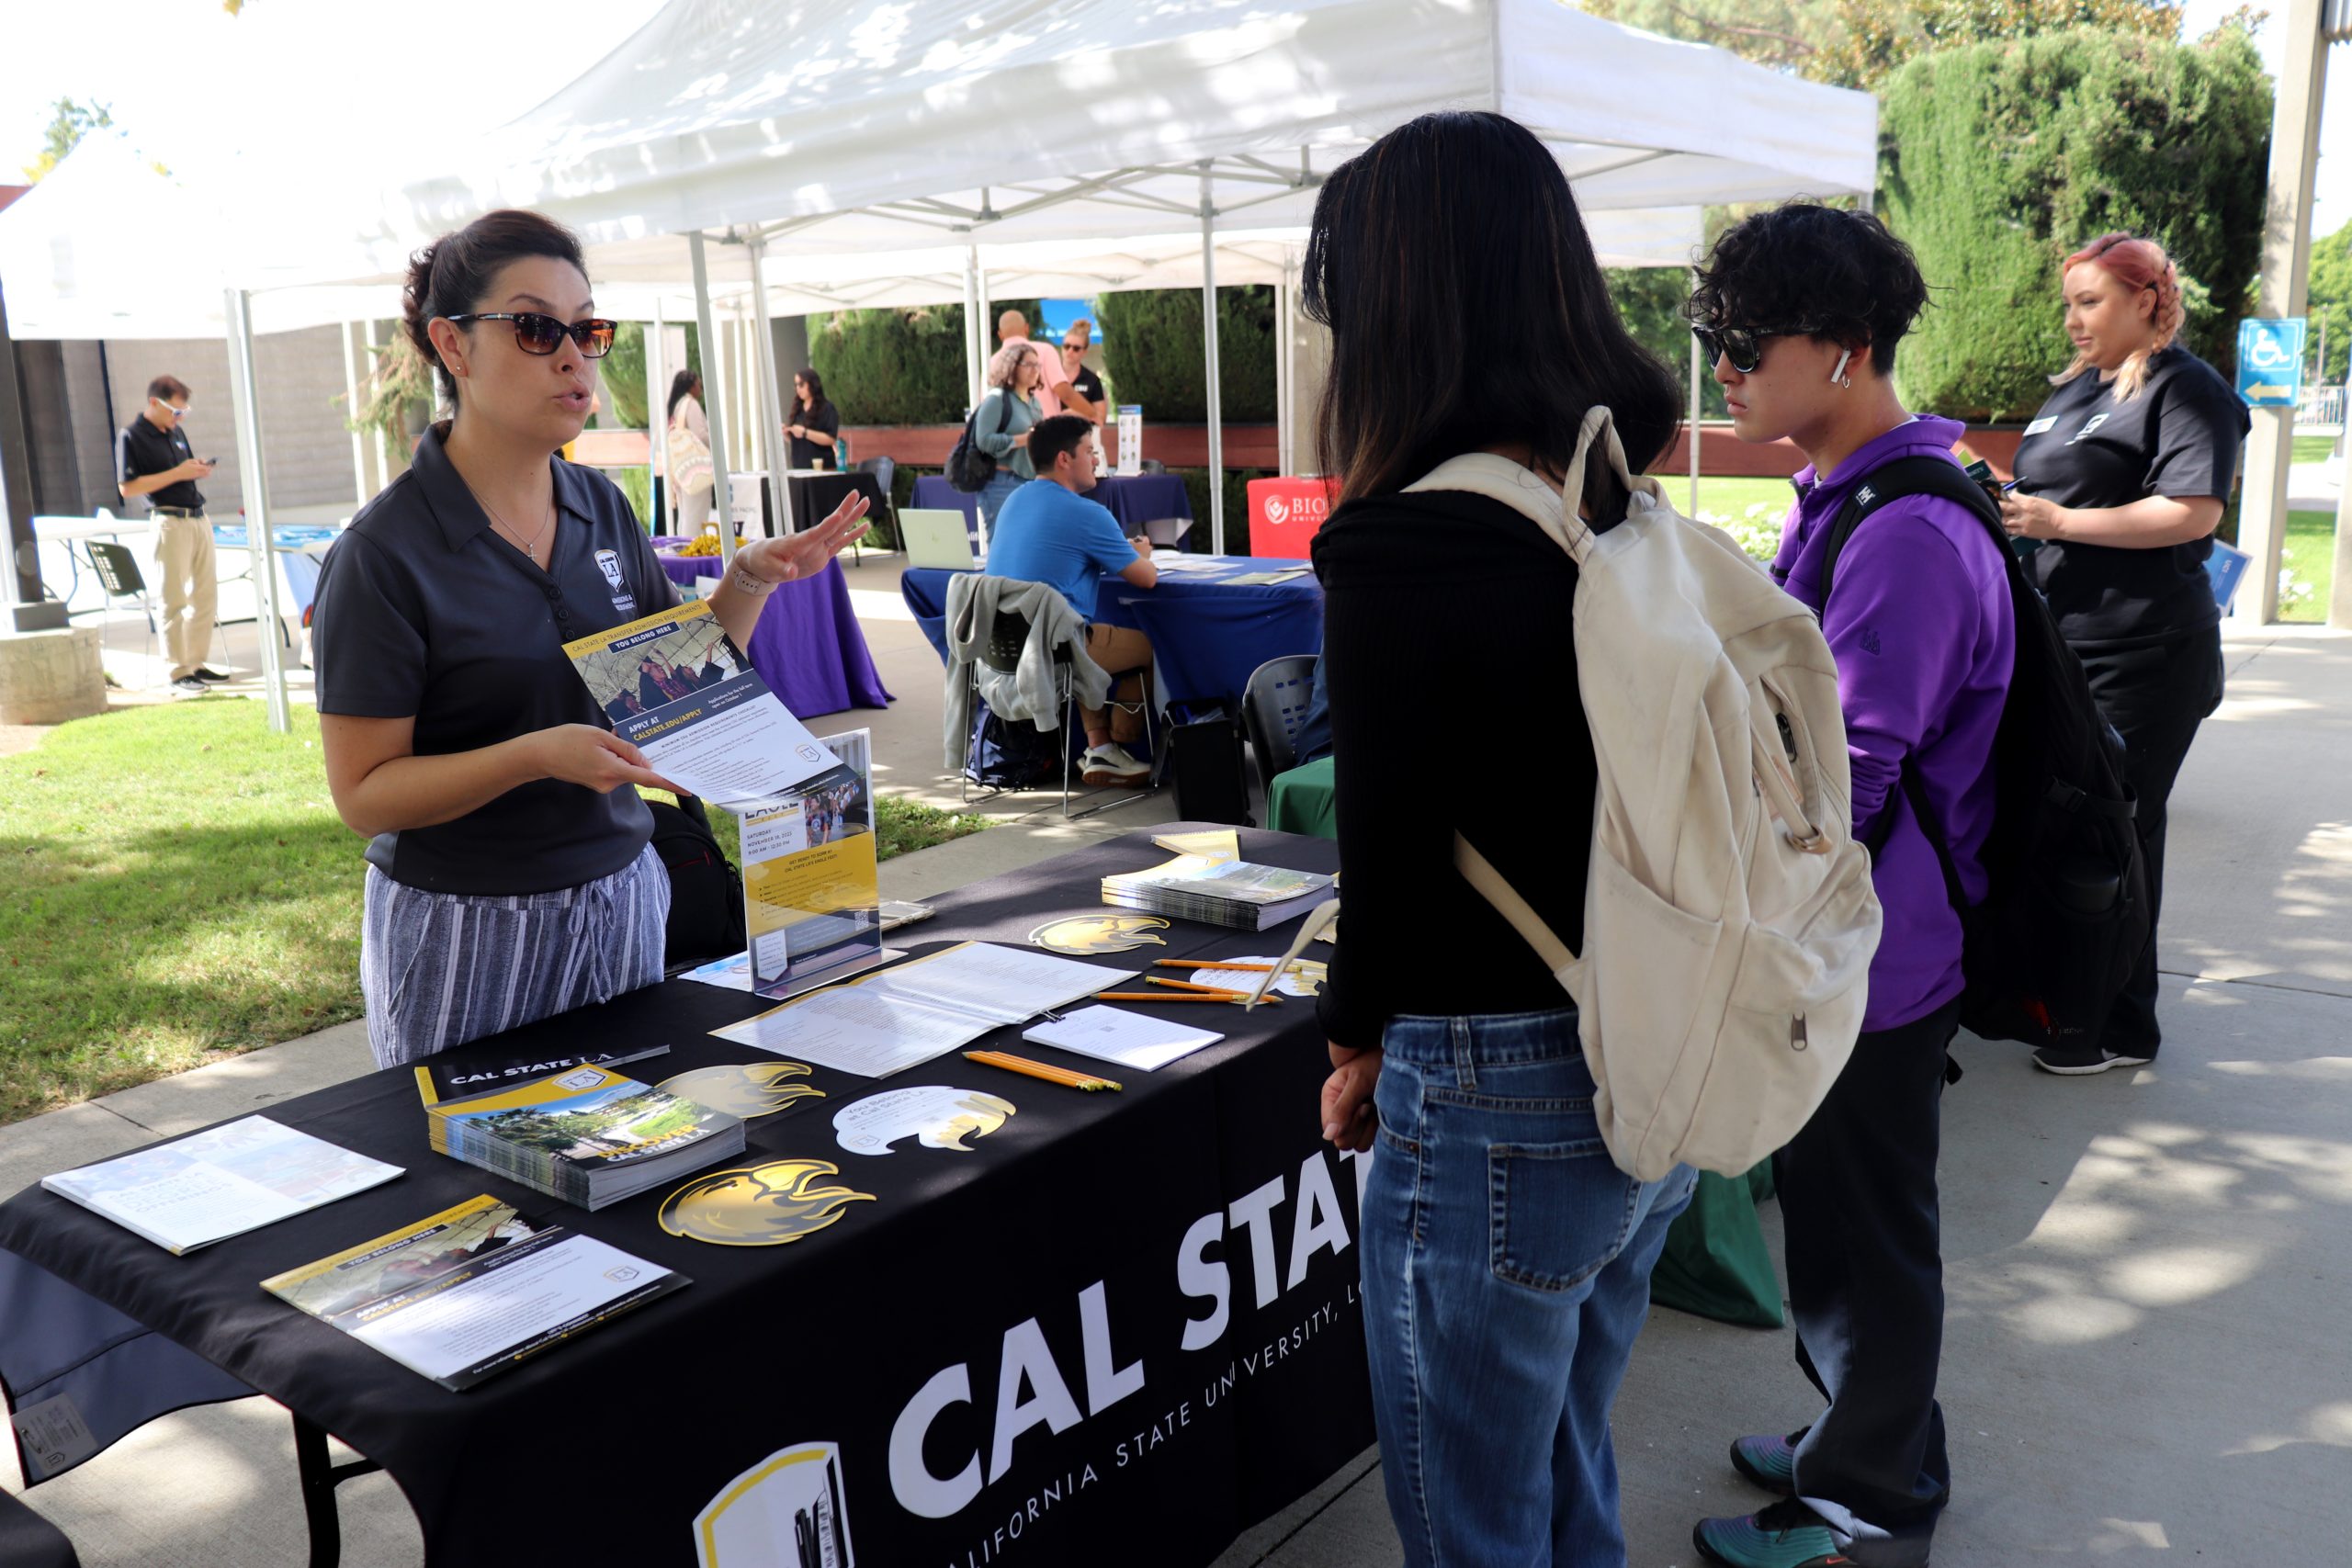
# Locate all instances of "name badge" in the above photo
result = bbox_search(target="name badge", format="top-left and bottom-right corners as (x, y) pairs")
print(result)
(2022, 416), (2056, 437)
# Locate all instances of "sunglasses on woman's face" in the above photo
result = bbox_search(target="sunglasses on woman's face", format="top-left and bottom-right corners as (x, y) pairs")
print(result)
(1692, 323), (1815, 375)
(446, 312), (617, 358)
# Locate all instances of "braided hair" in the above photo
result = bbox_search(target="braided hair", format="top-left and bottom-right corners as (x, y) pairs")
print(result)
(2051, 232), (2184, 402)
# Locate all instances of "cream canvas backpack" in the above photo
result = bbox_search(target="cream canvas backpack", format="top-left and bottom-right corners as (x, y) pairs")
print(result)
(1266, 408), (1882, 1181)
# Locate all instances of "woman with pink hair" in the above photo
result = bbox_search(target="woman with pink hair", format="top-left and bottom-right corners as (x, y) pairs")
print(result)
(2003, 232), (2249, 1076)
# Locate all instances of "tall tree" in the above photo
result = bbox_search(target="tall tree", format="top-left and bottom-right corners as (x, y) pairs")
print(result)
(21, 98), (113, 183)
(2307, 219), (2352, 384)
(1582, 0), (2182, 88)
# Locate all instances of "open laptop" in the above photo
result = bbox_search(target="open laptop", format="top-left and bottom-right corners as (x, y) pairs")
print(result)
(899, 507), (980, 570)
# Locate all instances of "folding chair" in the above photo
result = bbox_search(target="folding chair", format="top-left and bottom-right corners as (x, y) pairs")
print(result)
(84, 540), (160, 659)
(959, 603), (1157, 820)
(1242, 653), (1320, 797)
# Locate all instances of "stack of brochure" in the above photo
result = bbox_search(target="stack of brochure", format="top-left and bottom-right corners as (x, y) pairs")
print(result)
(1102, 851), (1334, 931)
(425, 1065), (743, 1212)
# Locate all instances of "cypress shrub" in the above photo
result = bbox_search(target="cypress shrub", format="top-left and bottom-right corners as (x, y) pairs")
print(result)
(808, 299), (1043, 424)
(1096, 287), (1278, 422)
(1880, 26), (2269, 421)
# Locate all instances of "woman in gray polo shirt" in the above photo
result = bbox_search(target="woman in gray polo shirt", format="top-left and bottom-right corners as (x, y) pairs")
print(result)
(312, 209), (868, 1067)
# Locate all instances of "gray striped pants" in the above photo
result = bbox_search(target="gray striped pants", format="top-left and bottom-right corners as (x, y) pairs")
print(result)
(360, 843), (671, 1068)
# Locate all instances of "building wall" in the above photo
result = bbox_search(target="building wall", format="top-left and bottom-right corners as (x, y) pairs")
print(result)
(102, 324), (368, 520)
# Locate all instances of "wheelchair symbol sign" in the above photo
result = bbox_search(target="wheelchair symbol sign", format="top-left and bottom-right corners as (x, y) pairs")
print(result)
(2235, 317), (2306, 407)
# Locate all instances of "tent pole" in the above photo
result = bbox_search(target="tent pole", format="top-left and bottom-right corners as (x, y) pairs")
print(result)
(964, 244), (985, 408)
(362, 319), (391, 486)
(340, 321), (368, 506)
(689, 231), (739, 568)
(1689, 279), (1702, 517)
(1275, 252), (1296, 478)
(977, 263), (993, 366)
(223, 288), (290, 736)
(1200, 163), (1224, 553)
(647, 299), (670, 530)
(744, 230), (797, 536)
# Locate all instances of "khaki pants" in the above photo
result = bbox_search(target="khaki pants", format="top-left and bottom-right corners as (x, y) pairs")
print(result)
(1082, 623), (1152, 746)
(154, 513), (218, 679)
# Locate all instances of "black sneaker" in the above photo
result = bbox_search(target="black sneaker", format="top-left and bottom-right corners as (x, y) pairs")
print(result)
(1694, 1497), (1848, 1567)
(189, 667), (235, 682)
(2032, 1044), (2154, 1076)
(1730, 1427), (1806, 1495)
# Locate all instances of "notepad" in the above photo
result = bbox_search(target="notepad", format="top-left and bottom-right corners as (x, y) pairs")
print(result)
(1021, 1005), (1225, 1071)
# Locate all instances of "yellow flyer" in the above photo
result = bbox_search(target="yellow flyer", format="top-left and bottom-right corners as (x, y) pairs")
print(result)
(741, 728), (883, 993)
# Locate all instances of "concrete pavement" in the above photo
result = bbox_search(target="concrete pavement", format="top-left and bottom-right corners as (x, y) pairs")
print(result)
(5, 582), (2348, 1565)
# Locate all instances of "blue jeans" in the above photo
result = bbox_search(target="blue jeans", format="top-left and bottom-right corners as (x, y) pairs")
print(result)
(1363, 1008), (1698, 1567)
(977, 468), (1023, 547)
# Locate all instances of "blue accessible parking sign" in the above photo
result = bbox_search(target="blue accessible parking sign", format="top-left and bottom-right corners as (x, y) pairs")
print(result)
(2235, 317), (2307, 408)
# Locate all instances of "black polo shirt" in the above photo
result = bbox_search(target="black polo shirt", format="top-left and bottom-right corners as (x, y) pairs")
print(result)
(311, 425), (681, 895)
(787, 401), (841, 469)
(2014, 344), (2248, 647)
(117, 415), (205, 512)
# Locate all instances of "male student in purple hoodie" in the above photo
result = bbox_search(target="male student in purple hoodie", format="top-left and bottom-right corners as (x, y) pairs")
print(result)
(1684, 205), (2015, 1568)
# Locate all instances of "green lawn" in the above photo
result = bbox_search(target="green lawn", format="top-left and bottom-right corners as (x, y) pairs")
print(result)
(2284, 511), (2337, 624)
(2293, 434), (2340, 467)
(0, 703), (988, 1126)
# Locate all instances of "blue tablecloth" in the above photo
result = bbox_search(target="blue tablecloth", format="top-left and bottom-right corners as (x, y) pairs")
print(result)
(909, 473), (1194, 536)
(901, 557), (1321, 709)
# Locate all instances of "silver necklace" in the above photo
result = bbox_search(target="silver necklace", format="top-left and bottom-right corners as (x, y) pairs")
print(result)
(479, 491), (555, 559)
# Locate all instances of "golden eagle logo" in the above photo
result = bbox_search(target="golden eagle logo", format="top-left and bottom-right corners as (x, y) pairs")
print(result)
(657, 1061), (825, 1120)
(658, 1159), (875, 1247)
(1029, 913), (1170, 955)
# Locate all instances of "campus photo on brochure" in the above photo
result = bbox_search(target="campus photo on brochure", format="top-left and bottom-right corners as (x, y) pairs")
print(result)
(4, 2), (2351, 1565)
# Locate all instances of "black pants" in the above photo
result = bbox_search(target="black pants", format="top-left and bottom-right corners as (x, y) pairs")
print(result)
(2074, 626), (2226, 1059)
(1776, 1000), (1959, 1566)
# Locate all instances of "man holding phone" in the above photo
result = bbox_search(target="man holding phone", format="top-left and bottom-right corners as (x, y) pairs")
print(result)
(117, 374), (225, 692)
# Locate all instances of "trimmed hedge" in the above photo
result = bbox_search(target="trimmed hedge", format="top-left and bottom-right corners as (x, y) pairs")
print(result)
(1609, 268), (1725, 420)
(1095, 287), (1279, 422)
(807, 299), (1043, 424)
(1880, 27), (2270, 422)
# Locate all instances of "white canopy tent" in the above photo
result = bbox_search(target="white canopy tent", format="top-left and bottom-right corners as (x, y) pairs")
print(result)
(24, 2), (1874, 731)
(287, 0), (1874, 552)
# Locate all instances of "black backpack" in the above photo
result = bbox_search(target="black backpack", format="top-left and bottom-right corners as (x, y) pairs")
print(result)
(1820, 456), (2150, 1050)
(647, 793), (748, 973)
(944, 391), (1014, 492)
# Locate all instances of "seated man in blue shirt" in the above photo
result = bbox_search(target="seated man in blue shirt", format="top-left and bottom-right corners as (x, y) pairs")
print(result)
(986, 414), (1159, 784)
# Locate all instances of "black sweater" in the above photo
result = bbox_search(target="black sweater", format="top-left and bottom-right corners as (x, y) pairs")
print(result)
(1310, 489), (1597, 1050)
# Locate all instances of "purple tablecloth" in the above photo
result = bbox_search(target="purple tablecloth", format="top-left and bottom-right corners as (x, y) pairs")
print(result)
(654, 555), (892, 718)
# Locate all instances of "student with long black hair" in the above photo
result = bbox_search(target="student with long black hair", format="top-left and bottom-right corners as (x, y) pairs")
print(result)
(1306, 111), (1695, 1566)
(312, 209), (868, 1068)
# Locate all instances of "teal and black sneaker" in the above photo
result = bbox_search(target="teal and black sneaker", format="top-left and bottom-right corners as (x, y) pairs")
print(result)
(1729, 1427), (1805, 1495)
(1694, 1498), (1850, 1568)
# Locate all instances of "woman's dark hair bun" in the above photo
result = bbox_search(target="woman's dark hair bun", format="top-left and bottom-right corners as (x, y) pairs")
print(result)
(401, 209), (588, 408)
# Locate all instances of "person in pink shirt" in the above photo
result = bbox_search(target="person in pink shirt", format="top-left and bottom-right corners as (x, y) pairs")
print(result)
(997, 309), (1099, 422)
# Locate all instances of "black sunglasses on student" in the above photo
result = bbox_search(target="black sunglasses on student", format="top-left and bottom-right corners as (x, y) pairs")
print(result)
(445, 312), (618, 358)
(1692, 322), (1818, 375)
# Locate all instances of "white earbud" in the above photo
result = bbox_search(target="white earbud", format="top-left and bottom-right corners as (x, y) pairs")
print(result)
(1829, 348), (1853, 388)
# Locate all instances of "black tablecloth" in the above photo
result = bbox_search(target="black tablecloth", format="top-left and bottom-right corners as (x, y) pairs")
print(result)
(784, 470), (888, 536)
(0, 829), (1365, 1568)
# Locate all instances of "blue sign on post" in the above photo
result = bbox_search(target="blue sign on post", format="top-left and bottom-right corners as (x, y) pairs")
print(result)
(2235, 317), (2308, 407)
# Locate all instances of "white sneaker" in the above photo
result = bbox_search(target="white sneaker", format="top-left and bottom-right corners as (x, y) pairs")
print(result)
(1080, 742), (1150, 785)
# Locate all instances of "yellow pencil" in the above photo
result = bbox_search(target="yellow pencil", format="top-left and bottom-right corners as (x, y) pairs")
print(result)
(1147, 976), (1278, 1001)
(1096, 990), (1248, 1005)
(1152, 959), (1325, 974)
(963, 1050), (1122, 1092)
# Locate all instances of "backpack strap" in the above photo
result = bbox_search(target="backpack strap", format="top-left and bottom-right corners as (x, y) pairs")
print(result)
(1818, 454), (2006, 606)
(1402, 405), (1651, 568)
(1830, 456), (1999, 916)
